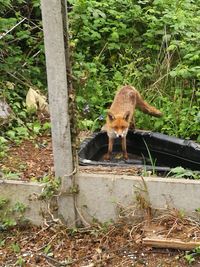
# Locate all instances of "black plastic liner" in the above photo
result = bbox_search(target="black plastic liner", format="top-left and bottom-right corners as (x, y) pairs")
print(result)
(78, 130), (200, 172)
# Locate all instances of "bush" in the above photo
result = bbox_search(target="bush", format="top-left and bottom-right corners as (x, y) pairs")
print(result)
(69, 0), (200, 140)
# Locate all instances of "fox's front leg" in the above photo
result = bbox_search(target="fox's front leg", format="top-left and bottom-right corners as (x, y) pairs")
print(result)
(122, 137), (128, 160)
(129, 118), (135, 130)
(104, 137), (114, 160)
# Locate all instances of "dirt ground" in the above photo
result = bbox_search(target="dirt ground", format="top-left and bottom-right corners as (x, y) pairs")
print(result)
(0, 134), (54, 181)
(0, 216), (199, 267)
(0, 134), (200, 266)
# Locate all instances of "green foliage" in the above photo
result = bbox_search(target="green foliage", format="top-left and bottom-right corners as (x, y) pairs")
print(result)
(12, 202), (26, 213)
(142, 139), (157, 176)
(11, 242), (21, 253)
(2, 171), (21, 180)
(15, 256), (25, 267)
(185, 246), (200, 265)
(0, 0), (199, 143)
(0, 197), (9, 209)
(0, 0), (49, 154)
(136, 88), (200, 139)
(168, 167), (200, 179)
(43, 244), (53, 257)
(0, 239), (5, 247)
(69, 0), (200, 140)
(39, 178), (61, 199)
(0, 199), (27, 230)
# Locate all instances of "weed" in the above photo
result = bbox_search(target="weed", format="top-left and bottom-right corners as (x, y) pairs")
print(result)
(185, 246), (200, 264)
(11, 242), (21, 253)
(39, 178), (61, 200)
(12, 202), (27, 213)
(15, 256), (25, 267)
(44, 244), (53, 257)
(3, 171), (21, 180)
(167, 167), (200, 179)
(0, 239), (5, 247)
(0, 197), (9, 209)
(142, 139), (157, 176)
(0, 200), (27, 230)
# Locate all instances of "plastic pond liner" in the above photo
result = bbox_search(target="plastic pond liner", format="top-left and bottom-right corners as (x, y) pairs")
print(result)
(78, 130), (200, 174)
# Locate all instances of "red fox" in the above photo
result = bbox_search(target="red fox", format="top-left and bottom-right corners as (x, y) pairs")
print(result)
(102, 85), (162, 160)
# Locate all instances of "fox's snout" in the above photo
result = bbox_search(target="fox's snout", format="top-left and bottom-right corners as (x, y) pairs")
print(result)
(115, 131), (125, 138)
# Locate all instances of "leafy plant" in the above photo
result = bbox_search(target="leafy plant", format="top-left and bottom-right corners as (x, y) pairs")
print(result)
(15, 256), (25, 267)
(43, 244), (53, 257)
(0, 0), (200, 145)
(185, 246), (200, 265)
(0, 239), (5, 247)
(0, 199), (27, 230)
(11, 242), (21, 253)
(142, 139), (157, 176)
(39, 178), (61, 199)
(167, 167), (200, 179)
(12, 202), (26, 213)
(69, 0), (200, 140)
(0, 197), (9, 209)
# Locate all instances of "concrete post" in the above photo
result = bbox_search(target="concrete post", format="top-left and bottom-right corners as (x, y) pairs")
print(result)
(41, 0), (76, 224)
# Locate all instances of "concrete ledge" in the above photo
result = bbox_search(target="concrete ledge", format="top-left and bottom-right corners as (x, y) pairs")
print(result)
(0, 180), (47, 226)
(1, 173), (200, 226)
(76, 173), (200, 223)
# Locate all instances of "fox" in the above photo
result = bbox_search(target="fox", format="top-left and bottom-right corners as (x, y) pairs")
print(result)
(102, 85), (163, 160)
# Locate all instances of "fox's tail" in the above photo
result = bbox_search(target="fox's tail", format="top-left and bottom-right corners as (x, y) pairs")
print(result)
(136, 91), (162, 117)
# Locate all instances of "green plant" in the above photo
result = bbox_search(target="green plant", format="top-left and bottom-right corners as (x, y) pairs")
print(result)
(185, 246), (200, 264)
(0, 0), (50, 150)
(167, 167), (200, 179)
(0, 199), (27, 230)
(0, 239), (5, 247)
(43, 244), (53, 257)
(3, 171), (21, 180)
(11, 242), (21, 253)
(15, 256), (25, 267)
(0, 197), (9, 209)
(0, 0), (200, 143)
(39, 178), (61, 199)
(12, 202), (26, 213)
(0, 137), (8, 158)
(69, 0), (200, 141)
(142, 139), (157, 176)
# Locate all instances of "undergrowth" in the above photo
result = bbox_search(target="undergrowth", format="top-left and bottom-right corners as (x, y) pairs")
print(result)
(0, 0), (199, 160)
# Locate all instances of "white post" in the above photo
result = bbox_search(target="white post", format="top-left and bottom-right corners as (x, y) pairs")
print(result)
(41, 0), (76, 224)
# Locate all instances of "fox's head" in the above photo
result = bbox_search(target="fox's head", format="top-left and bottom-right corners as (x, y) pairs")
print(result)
(107, 111), (130, 138)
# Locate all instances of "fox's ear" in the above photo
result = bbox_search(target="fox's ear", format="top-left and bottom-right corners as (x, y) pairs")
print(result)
(107, 111), (115, 121)
(123, 111), (130, 122)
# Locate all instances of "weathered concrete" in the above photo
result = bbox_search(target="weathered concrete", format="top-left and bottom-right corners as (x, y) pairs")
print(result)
(41, 0), (73, 178)
(76, 173), (200, 223)
(1, 173), (200, 226)
(0, 180), (47, 226)
(41, 0), (76, 225)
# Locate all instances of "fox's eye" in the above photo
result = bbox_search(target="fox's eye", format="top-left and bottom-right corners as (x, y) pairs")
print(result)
(114, 126), (118, 131)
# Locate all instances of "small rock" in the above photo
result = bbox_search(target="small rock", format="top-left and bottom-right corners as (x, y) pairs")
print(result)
(0, 99), (12, 125)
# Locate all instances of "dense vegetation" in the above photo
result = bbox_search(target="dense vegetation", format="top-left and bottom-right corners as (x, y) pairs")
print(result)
(0, 0), (200, 149)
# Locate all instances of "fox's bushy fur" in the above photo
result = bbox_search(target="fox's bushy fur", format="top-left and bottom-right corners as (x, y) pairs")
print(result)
(103, 85), (162, 160)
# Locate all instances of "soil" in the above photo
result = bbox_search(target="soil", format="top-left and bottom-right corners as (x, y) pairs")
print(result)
(0, 132), (141, 180)
(0, 133), (200, 266)
(0, 134), (54, 181)
(0, 216), (198, 267)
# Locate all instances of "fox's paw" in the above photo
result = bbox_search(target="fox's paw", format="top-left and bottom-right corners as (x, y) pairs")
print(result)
(123, 153), (129, 160)
(103, 153), (111, 161)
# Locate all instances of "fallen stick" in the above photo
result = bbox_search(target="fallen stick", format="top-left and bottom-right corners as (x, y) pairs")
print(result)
(143, 237), (200, 251)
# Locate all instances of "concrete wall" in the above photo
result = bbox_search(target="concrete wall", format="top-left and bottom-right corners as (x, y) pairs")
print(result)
(76, 173), (200, 223)
(0, 180), (47, 226)
(1, 173), (200, 226)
